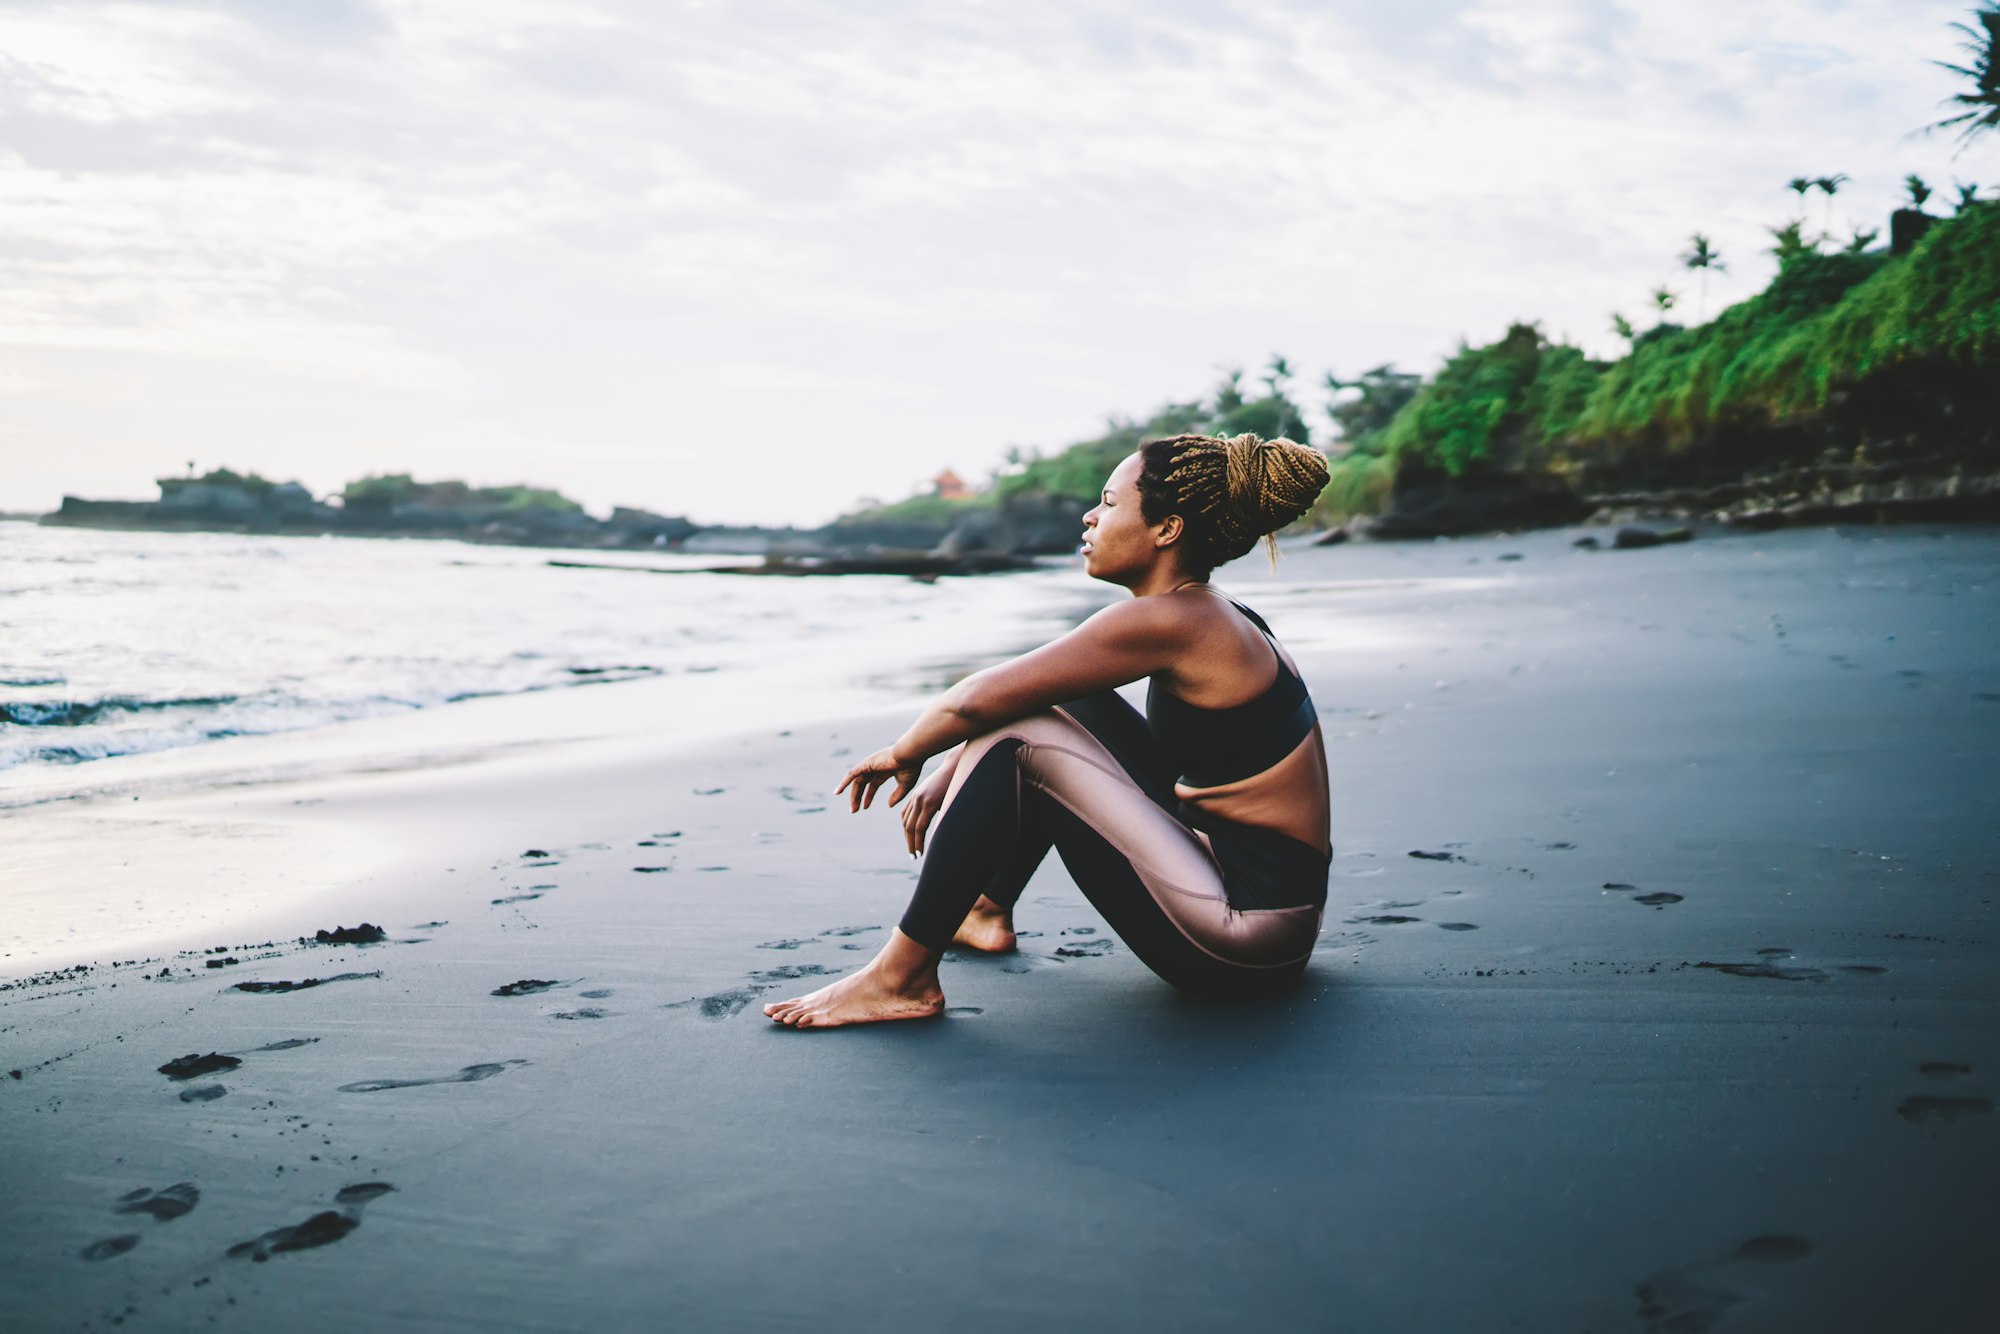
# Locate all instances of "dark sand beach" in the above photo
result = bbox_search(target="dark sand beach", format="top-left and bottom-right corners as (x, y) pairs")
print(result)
(4, 523), (1997, 1331)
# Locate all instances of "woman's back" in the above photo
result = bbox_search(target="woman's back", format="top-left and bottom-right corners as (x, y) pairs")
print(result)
(1147, 588), (1331, 859)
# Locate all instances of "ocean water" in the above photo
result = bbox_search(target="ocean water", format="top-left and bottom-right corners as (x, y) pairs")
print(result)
(0, 522), (1088, 783)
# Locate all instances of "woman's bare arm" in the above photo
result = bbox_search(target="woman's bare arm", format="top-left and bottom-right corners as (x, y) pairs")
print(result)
(835, 597), (1192, 811)
(886, 598), (1187, 766)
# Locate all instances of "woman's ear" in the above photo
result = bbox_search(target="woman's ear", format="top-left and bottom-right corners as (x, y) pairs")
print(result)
(1154, 514), (1185, 549)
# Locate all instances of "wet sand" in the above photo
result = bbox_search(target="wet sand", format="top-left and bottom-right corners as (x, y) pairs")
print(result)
(3, 523), (1997, 1331)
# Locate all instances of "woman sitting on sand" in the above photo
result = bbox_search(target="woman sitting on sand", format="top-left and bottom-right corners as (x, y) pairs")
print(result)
(765, 433), (1333, 1028)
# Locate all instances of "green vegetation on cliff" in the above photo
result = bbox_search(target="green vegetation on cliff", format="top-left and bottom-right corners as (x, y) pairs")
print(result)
(341, 474), (584, 516)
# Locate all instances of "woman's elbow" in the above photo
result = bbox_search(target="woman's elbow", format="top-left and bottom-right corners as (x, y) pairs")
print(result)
(942, 680), (1004, 731)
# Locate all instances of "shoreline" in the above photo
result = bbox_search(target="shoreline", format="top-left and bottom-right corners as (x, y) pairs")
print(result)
(4, 521), (1997, 1330)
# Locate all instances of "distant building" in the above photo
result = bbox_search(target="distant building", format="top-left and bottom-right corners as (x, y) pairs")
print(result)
(931, 469), (971, 500)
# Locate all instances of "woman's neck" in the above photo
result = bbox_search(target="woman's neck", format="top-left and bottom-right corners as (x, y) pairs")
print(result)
(1127, 559), (1207, 599)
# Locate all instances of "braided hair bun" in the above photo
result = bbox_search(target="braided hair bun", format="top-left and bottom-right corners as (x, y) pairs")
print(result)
(1136, 432), (1330, 571)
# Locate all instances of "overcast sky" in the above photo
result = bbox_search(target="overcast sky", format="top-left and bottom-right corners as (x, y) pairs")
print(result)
(0, 0), (1984, 525)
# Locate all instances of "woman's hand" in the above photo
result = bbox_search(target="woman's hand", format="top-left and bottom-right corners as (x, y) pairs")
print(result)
(898, 767), (952, 857)
(835, 747), (920, 815)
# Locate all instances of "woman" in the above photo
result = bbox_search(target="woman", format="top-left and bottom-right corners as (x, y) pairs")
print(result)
(765, 432), (1332, 1028)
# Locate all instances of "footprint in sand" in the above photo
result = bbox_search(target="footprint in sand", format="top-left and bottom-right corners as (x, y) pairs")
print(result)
(757, 939), (811, 950)
(252, 1038), (319, 1052)
(579, 988), (613, 999)
(668, 988), (767, 1020)
(1438, 922), (1480, 931)
(491, 892), (543, 905)
(338, 1062), (524, 1094)
(1695, 961), (1829, 983)
(1634, 1234), (1814, 1332)
(1352, 915), (1421, 926)
(1920, 1061), (1973, 1079)
(1896, 1095), (1993, 1125)
(945, 1007), (984, 1017)
(1633, 892), (1684, 908)
(80, 1234), (141, 1262)
(550, 1007), (608, 1019)
(227, 1183), (397, 1262)
(821, 925), (881, 938)
(117, 1183), (200, 1221)
(232, 972), (381, 995)
(751, 964), (839, 984)
(179, 1084), (228, 1103)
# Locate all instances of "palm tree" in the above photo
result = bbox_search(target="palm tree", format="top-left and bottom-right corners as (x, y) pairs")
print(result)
(1768, 220), (1814, 266)
(1679, 233), (1725, 323)
(1812, 174), (1849, 236)
(1955, 180), (1984, 211)
(1649, 286), (1680, 327)
(1786, 176), (1815, 217)
(1610, 312), (1637, 345)
(1905, 174), (1934, 210)
(1213, 367), (1245, 414)
(1845, 226), (1881, 254)
(1925, 5), (1999, 152)
(1261, 354), (1294, 398)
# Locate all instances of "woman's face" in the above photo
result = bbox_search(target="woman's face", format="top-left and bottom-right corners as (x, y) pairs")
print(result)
(1080, 452), (1171, 585)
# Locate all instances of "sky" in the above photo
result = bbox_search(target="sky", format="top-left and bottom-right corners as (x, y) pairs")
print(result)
(0, 0), (1987, 526)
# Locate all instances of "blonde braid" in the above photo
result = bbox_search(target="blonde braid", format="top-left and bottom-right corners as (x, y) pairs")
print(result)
(1147, 432), (1330, 569)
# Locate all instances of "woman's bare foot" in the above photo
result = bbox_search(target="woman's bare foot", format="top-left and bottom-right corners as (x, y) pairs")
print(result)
(764, 929), (945, 1029)
(950, 895), (1017, 954)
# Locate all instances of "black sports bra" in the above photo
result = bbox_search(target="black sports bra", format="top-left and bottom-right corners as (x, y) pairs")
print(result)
(1146, 595), (1317, 789)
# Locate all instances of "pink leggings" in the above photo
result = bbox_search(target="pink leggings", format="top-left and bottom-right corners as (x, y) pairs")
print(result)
(897, 692), (1324, 995)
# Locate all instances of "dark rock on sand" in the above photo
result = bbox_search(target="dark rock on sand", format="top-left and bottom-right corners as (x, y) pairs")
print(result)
(491, 979), (563, 996)
(312, 923), (387, 945)
(1612, 525), (1694, 550)
(157, 1053), (241, 1080)
(1572, 535), (1600, 549)
(1633, 892), (1684, 908)
(1361, 462), (1592, 539)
